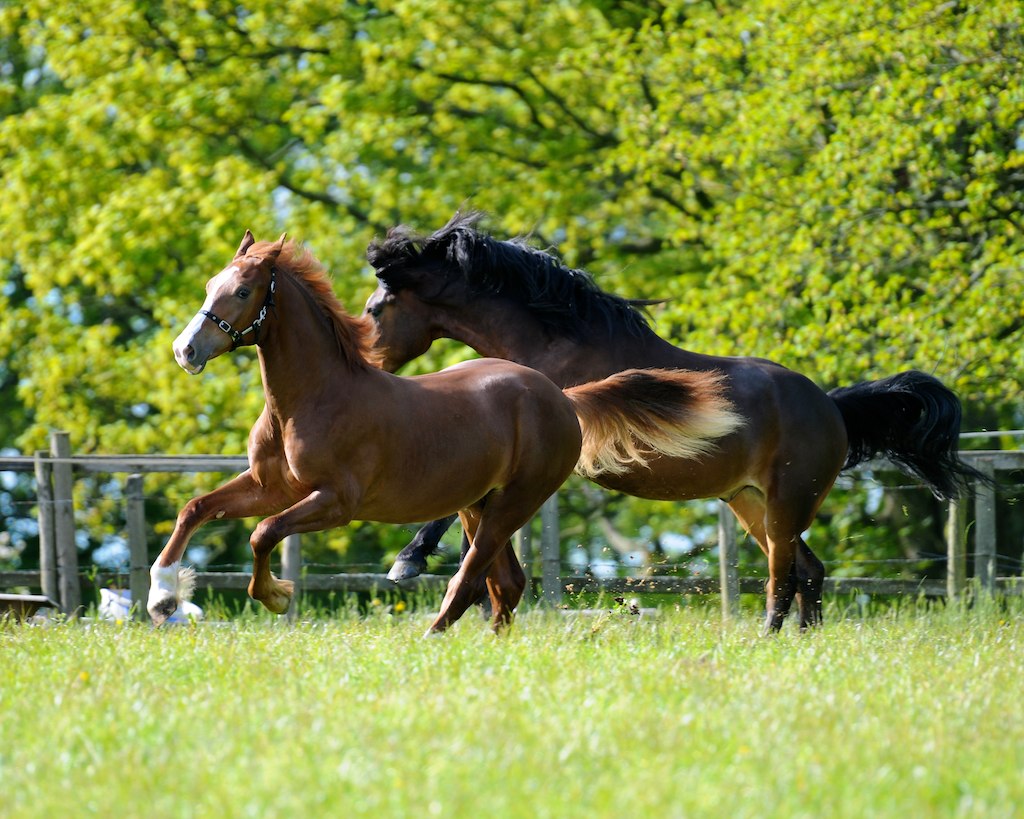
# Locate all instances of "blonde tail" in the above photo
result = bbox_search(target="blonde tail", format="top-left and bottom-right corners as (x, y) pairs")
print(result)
(564, 368), (744, 478)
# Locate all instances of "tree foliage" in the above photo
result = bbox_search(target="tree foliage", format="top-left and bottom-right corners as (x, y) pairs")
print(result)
(1, 0), (1021, 572)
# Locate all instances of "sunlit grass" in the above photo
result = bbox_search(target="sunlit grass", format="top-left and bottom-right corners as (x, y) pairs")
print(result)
(2, 600), (1023, 818)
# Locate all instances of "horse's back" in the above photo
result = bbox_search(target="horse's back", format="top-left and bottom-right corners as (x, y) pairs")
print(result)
(433, 357), (558, 390)
(418, 358), (568, 409)
(421, 357), (581, 448)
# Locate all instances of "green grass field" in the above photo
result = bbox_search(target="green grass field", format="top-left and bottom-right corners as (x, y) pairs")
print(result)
(2, 599), (1023, 818)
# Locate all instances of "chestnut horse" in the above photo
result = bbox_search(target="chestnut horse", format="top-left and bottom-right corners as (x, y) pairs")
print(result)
(148, 230), (744, 633)
(364, 212), (982, 634)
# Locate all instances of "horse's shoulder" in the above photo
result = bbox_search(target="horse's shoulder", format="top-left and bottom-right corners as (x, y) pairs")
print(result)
(247, 408), (282, 457)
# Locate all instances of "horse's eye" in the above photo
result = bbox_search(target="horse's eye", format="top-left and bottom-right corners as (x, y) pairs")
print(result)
(237, 287), (251, 300)
(366, 292), (393, 318)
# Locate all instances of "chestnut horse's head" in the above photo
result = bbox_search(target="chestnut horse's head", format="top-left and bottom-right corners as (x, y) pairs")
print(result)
(173, 230), (285, 374)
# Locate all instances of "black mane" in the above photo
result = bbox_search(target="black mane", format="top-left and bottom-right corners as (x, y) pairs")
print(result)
(366, 211), (652, 339)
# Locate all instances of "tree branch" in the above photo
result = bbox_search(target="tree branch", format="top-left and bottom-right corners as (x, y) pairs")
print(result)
(425, 67), (547, 131)
(524, 67), (619, 148)
(232, 133), (387, 233)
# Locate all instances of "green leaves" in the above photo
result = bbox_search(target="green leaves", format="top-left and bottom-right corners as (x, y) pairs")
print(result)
(1, 0), (1020, 569)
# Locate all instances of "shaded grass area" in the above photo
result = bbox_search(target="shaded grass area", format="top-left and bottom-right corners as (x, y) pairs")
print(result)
(2, 599), (1023, 818)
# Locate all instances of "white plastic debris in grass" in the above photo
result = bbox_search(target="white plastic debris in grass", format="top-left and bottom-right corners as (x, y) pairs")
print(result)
(99, 588), (203, 623)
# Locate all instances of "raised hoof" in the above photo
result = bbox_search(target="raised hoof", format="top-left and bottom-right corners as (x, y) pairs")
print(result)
(148, 596), (178, 626)
(255, 578), (295, 615)
(387, 558), (426, 583)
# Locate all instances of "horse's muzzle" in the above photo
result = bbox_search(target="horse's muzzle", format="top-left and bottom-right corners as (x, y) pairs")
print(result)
(173, 312), (213, 374)
(177, 353), (206, 375)
(173, 339), (208, 375)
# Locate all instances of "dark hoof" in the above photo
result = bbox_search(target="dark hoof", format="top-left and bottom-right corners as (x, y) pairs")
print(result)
(387, 559), (426, 583)
(148, 597), (178, 626)
(761, 611), (786, 636)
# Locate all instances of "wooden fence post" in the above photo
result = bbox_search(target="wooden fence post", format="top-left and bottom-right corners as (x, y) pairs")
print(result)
(281, 533), (301, 621)
(33, 450), (59, 603)
(718, 500), (740, 620)
(125, 474), (149, 620)
(946, 497), (967, 601)
(540, 494), (562, 606)
(50, 431), (80, 616)
(973, 462), (997, 593)
(516, 523), (534, 606)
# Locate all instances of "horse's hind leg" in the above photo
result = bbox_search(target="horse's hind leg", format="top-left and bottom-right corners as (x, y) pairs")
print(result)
(485, 542), (526, 631)
(427, 493), (533, 635)
(730, 487), (823, 633)
(428, 506), (490, 633)
(795, 541), (825, 629)
(729, 491), (796, 630)
(457, 528), (493, 615)
(764, 483), (832, 634)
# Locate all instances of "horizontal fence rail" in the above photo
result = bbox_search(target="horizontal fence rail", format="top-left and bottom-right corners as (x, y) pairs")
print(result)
(1, 431), (1022, 619)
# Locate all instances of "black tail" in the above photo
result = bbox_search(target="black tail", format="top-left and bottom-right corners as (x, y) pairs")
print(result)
(828, 370), (984, 500)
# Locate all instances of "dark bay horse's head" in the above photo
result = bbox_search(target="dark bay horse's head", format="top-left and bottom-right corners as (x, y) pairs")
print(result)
(363, 216), (481, 372)
(363, 211), (655, 373)
(362, 283), (437, 373)
(173, 230), (285, 374)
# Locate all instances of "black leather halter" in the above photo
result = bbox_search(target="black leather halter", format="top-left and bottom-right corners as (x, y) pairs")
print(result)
(201, 269), (277, 350)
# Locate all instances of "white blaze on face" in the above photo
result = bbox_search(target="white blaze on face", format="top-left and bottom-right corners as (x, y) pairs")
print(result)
(172, 311), (211, 372)
(172, 265), (241, 374)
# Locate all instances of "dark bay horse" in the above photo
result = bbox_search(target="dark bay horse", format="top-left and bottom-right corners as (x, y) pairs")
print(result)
(364, 212), (982, 634)
(148, 230), (742, 634)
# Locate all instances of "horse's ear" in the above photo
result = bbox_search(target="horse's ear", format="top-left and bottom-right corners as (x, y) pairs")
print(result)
(266, 232), (287, 260)
(236, 229), (256, 258)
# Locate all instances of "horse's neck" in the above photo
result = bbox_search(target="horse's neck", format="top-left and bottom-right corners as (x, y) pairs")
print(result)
(256, 278), (359, 417)
(441, 300), (700, 386)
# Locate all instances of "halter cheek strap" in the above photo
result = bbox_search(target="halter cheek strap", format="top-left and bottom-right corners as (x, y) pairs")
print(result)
(201, 270), (277, 350)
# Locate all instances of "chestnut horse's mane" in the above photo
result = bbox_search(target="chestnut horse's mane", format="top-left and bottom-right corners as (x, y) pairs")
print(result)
(366, 211), (654, 340)
(249, 239), (381, 370)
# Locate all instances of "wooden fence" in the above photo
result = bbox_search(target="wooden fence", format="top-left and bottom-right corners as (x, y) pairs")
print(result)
(1, 431), (1022, 620)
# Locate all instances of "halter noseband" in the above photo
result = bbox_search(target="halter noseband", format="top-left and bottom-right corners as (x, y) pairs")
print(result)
(201, 268), (277, 350)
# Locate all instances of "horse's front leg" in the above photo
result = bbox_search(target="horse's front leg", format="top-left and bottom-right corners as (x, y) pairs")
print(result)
(148, 471), (292, 625)
(248, 488), (352, 614)
(387, 514), (459, 582)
